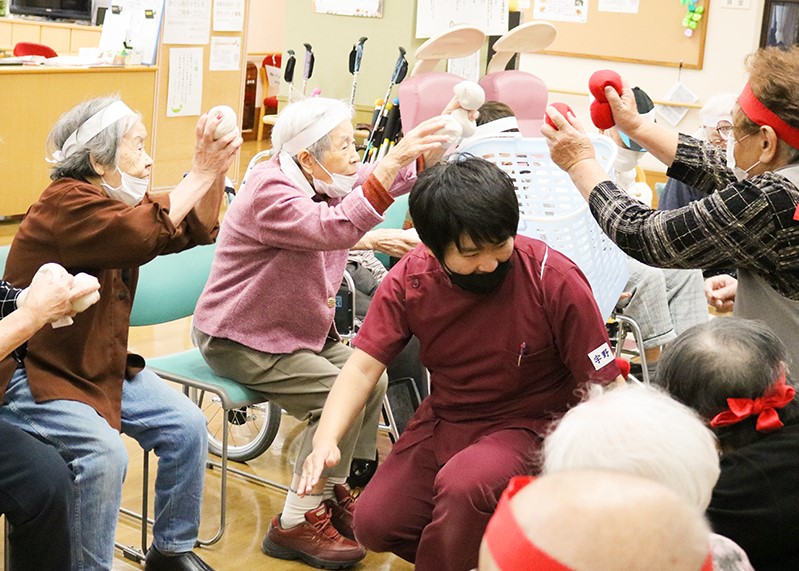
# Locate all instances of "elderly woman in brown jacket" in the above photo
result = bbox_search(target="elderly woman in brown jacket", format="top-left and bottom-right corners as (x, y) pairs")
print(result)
(0, 96), (240, 571)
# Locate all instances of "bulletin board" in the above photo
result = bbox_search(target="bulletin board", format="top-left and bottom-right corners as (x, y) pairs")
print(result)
(149, 0), (249, 190)
(524, 1), (709, 69)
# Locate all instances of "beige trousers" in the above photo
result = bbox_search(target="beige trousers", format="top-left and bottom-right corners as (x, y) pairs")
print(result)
(193, 328), (387, 478)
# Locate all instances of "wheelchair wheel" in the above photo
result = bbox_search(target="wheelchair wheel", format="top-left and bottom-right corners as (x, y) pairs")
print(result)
(348, 449), (379, 488)
(191, 389), (282, 462)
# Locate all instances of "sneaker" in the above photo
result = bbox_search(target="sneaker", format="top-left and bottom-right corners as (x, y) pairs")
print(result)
(324, 484), (356, 540)
(262, 505), (366, 569)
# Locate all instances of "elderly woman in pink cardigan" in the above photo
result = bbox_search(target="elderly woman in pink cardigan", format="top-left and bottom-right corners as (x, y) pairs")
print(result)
(192, 96), (452, 569)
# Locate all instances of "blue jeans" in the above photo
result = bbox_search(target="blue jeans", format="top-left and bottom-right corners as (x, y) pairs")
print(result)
(0, 366), (207, 570)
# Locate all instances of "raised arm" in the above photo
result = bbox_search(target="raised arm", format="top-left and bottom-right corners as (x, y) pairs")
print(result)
(167, 112), (243, 229)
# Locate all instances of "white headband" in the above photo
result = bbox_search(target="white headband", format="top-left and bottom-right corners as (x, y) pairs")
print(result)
(53, 101), (135, 162)
(473, 116), (519, 137)
(280, 107), (351, 157)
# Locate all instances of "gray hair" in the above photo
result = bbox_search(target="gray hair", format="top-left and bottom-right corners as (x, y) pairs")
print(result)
(47, 95), (140, 182)
(543, 384), (720, 511)
(659, 317), (798, 451)
(270, 97), (353, 160)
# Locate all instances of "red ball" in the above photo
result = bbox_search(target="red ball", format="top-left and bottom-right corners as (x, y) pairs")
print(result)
(615, 357), (631, 380)
(545, 102), (574, 129)
(589, 69), (623, 102)
(590, 99), (615, 130)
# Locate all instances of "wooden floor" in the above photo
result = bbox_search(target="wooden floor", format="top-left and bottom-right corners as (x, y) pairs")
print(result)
(0, 138), (414, 571)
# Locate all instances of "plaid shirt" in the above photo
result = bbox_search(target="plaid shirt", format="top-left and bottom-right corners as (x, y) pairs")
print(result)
(589, 134), (799, 301)
(0, 281), (20, 320)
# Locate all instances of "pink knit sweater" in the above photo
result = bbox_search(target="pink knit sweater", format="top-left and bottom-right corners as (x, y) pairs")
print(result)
(193, 156), (416, 354)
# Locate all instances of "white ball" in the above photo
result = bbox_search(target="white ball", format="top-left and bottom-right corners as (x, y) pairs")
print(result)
(70, 273), (100, 313)
(208, 105), (238, 140)
(451, 108), (476, 138)
(439, 114), (464, 147)
(453, 81), (485, 111)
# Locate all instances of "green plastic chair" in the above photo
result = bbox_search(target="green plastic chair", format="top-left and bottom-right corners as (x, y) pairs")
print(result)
(120, 243), (285, 558)
(372, 193), (410, 267)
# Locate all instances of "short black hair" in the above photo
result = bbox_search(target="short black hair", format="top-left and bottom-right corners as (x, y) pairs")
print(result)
(408, 155), (519, 260)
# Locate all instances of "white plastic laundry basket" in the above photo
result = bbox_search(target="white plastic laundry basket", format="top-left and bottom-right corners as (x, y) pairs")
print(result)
(458, 135), (628, 320)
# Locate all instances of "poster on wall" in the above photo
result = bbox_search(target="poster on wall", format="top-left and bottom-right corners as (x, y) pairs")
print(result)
(416, 0), (509, 38)
(213, 0), (244, 31)
(597, 0), (638, 14)
(209, 36), (240, 70)
(532, 0), (588, 23)
(167, 47), (204, 116)
(163, 0), (212, 45)
(313, 0), (383, 18)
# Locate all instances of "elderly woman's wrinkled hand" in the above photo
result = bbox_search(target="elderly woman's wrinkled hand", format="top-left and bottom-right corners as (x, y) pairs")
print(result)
(192, 112), (243, 180)
(18, 264), (75, 327)
(386, 116), (451, 169)
(541, 105), (597, 174)
(367, 228), (421, 258)
(604, 80), (644, 139)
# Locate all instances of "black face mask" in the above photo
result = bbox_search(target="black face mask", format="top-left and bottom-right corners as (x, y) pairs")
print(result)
(445, 259), (512, 295)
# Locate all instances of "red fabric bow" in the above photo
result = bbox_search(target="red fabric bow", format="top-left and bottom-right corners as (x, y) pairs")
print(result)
(710, 374), (795, 433)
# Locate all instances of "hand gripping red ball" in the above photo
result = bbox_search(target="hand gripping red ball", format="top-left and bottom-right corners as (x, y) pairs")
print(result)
(589, 69), (623, 102)
(545, 102), (575, 130)
(588, 69), (623, 129)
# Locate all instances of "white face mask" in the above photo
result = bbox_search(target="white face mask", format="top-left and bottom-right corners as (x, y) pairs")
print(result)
(614, 146), (645, 174)
(725, 135), (760, 182)
(312, 159), (357, 198)
(101, 166), (150, 206)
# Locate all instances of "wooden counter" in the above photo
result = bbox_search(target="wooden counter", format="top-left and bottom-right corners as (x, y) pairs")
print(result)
(0, 65), (156, 216)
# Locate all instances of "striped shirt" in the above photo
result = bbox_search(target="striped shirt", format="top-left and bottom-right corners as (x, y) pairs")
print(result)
(589, 134), (799, 301)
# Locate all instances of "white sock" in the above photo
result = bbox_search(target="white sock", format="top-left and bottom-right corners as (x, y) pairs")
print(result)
(280, 490), (324, 529)
(323, 477), (348, 501)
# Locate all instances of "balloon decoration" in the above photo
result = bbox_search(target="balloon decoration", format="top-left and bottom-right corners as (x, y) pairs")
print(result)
(681, 0), (704, 37)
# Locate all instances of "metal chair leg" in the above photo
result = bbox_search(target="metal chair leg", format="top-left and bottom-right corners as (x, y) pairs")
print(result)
(615, 314), (650, 384)
(115, 449), (151, 562)
(379, 395), (401, 443)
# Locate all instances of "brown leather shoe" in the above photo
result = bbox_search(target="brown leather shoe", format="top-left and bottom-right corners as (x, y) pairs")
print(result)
(324, 484), (356, 540)
(261, 504), (366, 569)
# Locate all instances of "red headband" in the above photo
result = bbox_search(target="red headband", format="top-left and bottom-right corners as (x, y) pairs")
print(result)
(484, 475), (715, 571)
(738, 84), (799, 150)
(710, 373), (795, 432)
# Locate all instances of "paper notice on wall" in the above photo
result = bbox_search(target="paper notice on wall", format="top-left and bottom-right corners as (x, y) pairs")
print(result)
(416, 0), (509, 38)
(597, 0), (638, 13)
(167, 47), (203, 116)
(163, 0), (211, 45)
(313, 0), (383, 17)
(447, 51), (481, 82)
(657, 82), (698, 127)
(532, 0), (588, 23)
(209, 36), (240, 70)
(213, 0), (243, 31)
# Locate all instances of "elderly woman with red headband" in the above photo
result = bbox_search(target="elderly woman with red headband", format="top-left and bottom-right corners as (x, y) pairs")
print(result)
(658, 317), (799, 571)
(543, 47), (799, 368)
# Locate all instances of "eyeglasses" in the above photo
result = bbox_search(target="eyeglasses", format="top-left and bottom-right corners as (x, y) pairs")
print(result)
(704, 124), (734, 139)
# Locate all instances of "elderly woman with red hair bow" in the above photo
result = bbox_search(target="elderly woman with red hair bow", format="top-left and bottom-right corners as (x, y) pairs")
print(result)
(658, 317), (799, 571)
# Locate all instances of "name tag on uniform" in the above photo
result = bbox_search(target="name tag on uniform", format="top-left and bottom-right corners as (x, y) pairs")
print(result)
(588, 342), (614, 370)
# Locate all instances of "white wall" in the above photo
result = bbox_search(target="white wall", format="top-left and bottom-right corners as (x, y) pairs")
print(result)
(519, 0), (766, 172)
(245, 0), (286, 107)
(246, 0), (285, 54)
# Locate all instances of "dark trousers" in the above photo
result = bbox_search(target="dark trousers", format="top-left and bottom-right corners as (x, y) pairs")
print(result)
(352, 428), (540, 571)
(0, 420), (73, 570)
